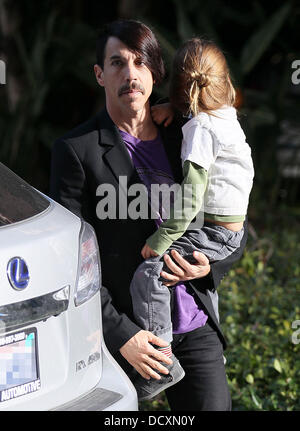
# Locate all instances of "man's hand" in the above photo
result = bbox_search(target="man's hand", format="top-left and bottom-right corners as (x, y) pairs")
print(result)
(119, 330), (173, 380)
(161, 250), (210, 287)
(141, 243), (159, 259)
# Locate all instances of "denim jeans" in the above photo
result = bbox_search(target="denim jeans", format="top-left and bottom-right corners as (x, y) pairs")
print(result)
(130, 223), (244, 343)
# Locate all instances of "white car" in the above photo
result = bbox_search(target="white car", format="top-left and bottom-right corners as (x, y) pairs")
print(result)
(0, 162), (138, 411)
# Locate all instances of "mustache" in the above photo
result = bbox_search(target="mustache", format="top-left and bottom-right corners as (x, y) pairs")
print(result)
(118, 82), (145, 96)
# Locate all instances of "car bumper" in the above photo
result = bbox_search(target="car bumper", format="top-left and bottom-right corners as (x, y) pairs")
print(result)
(52, 387), (123, 411)
(52, 342), (138, 411)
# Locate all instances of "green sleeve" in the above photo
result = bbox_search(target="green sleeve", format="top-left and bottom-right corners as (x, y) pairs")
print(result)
(146, 160), (208, 255)
(204, 213), (245, 222)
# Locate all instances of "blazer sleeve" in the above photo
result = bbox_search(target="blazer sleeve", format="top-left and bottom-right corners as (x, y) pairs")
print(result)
(50, 139), (87, 219)
(101, 286), (141, 354)
(192, 218), (249, 293)
(50, 138), (141, 353)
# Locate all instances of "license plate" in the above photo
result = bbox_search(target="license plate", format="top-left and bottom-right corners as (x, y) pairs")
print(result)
(0, 328), (40, 403)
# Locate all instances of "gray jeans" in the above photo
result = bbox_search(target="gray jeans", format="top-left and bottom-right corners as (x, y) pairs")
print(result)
(130, 223), (244, 343)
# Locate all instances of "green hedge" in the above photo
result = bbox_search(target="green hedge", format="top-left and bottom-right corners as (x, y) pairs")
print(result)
(220, 225), (300, 410)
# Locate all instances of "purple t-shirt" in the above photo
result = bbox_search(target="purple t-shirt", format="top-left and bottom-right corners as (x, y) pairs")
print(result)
(119, 129), (208, 333)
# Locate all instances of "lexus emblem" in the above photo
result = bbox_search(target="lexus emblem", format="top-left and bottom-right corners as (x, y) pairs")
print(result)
(7, 257), (30, 291)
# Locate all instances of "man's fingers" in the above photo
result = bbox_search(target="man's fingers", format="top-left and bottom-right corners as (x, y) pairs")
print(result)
(169, 250), (192, 271)
(146, 333), (173, 366)
(146, 357), (170, 375)
(120, 331), (174, 380)
(160, 270), (179, 282)
(160, 267), (180, 284)
(143, 365), (162, 380)
(138, 360), (163, 380)
(162, 279), (178, 287)
(163, 253), (185, 276)
(165, 250), (210, 277)
(147, 344), (173, 366)
(193, 250), (209, 265)
(148, 333), (169, 347)
(150, 348), (173, 366)
(135, 364), (150, 380)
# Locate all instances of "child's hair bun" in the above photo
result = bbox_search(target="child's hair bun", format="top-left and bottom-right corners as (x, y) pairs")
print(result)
(190, 70), (211, 88)
(170, 37), (236, 115)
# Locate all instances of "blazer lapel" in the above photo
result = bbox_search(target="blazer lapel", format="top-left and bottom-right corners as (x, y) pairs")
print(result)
(98, 109), (140, 190)
(98, 108), (183, 187)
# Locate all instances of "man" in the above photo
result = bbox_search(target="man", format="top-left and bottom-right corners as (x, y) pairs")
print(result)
(50, 20), (247, 410)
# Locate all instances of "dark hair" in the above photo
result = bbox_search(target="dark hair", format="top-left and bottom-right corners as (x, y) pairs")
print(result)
(96, 20), (165, 85)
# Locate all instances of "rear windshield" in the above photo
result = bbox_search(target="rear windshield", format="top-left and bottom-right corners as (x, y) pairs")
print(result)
(0, 163), (50, 226)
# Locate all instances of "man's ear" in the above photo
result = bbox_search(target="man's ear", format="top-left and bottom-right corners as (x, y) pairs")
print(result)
(94, 64), (104, 87)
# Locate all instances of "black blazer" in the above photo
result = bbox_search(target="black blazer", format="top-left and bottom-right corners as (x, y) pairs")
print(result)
(50, 108), (248, 364)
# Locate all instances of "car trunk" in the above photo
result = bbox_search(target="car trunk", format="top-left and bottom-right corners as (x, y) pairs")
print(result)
(0, 201), (103, 409)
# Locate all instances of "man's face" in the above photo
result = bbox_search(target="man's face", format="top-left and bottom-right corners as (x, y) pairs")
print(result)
(94, 37), (154, 115)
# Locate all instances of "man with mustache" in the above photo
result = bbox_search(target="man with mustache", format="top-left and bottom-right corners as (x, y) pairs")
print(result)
(118, 81), (146, 96)
(50, 20), (248, 410)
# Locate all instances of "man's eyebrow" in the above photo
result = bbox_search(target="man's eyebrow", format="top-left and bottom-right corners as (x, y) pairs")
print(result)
(109, 54), (123, 61)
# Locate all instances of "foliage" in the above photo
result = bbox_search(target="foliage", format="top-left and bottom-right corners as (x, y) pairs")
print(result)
(0, 1), (102, 187)
(140, 214), (300, 411)
(1, 0), (299, 203)
(220, 220), (300, 411)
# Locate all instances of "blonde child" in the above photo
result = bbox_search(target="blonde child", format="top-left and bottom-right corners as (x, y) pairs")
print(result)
(131, 38), (254, 401)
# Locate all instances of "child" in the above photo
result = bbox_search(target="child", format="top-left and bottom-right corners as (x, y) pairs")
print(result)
(130, 38), (254, 401)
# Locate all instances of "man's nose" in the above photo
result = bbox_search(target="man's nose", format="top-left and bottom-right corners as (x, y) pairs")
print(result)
(124, 62), (138, 81)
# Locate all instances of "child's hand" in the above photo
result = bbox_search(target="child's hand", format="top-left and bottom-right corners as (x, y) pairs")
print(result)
(141, 244), (159, 259)
(151, 103), (174, 127)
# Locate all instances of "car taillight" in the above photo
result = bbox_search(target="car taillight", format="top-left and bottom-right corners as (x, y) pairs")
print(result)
(74, 222), (101, 306)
